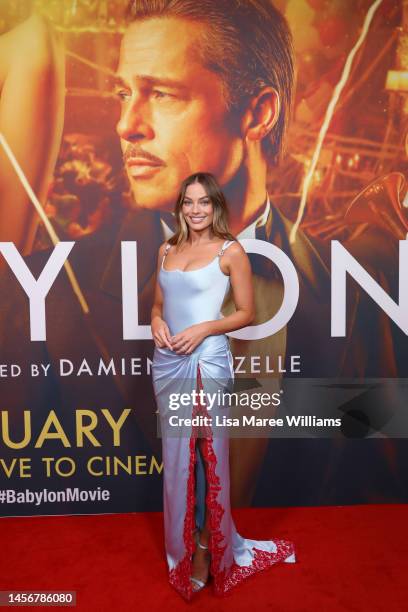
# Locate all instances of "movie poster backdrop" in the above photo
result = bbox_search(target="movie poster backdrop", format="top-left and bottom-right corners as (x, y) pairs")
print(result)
(0, 0), (407, 516)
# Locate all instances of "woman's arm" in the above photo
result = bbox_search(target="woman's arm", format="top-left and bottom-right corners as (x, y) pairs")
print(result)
(0, 12), (65, 254)
(204, 241), (255, 334)
(151, 243), (174, 350)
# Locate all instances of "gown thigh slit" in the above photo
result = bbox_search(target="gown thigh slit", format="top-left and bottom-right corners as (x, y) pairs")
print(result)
(151, 240), (296, 601)
(195, 361), (229, 588)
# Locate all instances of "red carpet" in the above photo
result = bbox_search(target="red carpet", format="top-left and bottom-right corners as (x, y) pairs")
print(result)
(1, 504), (407, 611)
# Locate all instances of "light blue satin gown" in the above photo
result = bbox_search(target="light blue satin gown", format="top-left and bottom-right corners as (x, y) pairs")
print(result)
(151, 239), (295, 600)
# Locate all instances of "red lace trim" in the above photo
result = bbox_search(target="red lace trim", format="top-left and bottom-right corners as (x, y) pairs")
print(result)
(167, 429), (196, 601)
(167, 362), (295, 600)
(198, 406), (296, 597)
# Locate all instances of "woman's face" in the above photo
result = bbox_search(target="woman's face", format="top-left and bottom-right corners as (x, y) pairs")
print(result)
(182, 182), (214, 232)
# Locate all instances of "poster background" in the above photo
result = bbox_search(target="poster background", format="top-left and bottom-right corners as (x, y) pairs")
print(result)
(0, 0), (407, 517)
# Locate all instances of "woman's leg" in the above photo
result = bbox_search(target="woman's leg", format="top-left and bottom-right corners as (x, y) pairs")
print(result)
(191, 436), (211, 587)
(197, 436), (211, 544)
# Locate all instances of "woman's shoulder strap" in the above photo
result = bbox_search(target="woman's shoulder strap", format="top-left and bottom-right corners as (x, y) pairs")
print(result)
(161, 242), (171, 267)
(218, 239), (236, 256)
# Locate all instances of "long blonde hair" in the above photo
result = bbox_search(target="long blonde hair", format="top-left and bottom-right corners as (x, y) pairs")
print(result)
(167, 172), (236, 248)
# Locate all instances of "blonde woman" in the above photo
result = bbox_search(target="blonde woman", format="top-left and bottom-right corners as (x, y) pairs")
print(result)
(151, 172), (295, 600)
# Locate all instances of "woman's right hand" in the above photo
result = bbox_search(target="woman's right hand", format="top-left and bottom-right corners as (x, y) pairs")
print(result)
(151, 316), (173, 350)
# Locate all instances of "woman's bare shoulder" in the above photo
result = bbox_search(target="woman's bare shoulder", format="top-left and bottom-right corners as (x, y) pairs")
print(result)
(158, 241), (170, 256)
(224, 239), (246, 258)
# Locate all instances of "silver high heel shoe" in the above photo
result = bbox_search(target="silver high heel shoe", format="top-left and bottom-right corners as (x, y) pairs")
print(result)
(190, 532), (210, 592)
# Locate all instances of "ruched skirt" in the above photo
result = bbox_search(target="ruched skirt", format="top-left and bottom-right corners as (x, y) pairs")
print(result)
(151, 333), (295, 601)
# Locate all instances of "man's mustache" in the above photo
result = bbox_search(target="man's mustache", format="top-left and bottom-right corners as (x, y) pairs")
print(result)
(123, 144), (165, 166)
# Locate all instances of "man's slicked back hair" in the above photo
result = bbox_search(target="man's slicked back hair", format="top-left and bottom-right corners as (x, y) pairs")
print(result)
(125, 0), (295, 165)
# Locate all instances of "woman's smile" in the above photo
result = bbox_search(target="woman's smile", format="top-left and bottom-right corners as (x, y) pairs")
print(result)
(189, 215), (206, 223)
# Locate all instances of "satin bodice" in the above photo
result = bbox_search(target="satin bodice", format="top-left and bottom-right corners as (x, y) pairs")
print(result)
(158, 240), (235, 338)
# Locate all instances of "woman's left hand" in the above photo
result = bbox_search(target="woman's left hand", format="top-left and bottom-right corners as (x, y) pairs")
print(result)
(170, 322), (209, 354)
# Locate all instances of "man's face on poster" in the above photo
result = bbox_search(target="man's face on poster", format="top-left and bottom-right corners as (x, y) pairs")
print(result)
(115, 17), (244, 211)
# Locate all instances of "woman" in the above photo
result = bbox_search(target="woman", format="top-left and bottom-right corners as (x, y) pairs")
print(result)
(151, 172), (295, 600)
